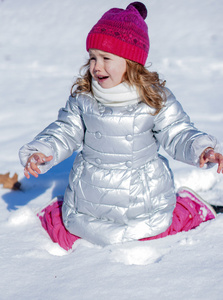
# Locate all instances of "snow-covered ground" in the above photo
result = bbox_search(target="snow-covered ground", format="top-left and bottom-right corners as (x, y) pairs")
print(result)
(1, 0), (223, 299)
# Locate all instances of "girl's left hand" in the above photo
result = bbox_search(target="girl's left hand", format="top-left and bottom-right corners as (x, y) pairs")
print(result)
(200, 148), (223, 174)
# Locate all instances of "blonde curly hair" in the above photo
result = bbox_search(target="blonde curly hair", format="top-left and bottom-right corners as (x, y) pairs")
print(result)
(71, 59), (166, 115)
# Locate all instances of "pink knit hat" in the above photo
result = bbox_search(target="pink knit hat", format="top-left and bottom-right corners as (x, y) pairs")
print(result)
(86, 2), (149, 65)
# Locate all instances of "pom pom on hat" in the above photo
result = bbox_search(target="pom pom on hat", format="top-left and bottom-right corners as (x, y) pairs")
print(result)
(86, 2), (149, 65)
(127, 2), (147, 20)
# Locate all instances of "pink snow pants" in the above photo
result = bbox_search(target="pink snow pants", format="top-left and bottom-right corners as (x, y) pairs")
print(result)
(38, 191), (216, 251)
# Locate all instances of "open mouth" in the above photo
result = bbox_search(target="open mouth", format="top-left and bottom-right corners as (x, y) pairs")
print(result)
(97, 75), (109, 80)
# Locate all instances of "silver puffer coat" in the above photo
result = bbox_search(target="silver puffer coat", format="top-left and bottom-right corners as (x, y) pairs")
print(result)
(19, 88), (219, 246)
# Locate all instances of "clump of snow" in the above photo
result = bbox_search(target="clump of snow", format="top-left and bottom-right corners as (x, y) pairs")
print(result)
(7, 206), (36, 226)
(109, 242), (170, 265)
(174, 168), (218, 191)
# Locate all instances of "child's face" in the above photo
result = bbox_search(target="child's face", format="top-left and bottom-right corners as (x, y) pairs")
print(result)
(89, 49), (127, 89)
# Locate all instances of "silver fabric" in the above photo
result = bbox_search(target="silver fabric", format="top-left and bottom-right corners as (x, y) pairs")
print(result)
(19, 88), (219, 246)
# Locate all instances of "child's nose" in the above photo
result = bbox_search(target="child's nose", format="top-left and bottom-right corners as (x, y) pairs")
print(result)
(94, 60), (102, 72)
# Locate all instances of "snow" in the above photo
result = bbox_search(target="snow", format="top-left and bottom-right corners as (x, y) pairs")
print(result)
(0, 0), (223, 299)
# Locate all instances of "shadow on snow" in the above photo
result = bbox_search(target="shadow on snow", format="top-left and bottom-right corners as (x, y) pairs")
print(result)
(2, 153), (77, 211)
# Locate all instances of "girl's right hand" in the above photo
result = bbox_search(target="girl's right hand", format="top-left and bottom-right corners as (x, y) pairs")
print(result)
(24, 153), (53, 179)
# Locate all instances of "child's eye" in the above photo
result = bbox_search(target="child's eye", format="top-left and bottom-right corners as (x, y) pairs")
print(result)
(104, 57), (110, 60)
(89, 57), (96, 61)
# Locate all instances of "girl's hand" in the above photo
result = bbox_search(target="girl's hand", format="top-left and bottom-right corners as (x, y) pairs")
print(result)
(24, 153), (53, 179)
(200, 148), (223, 174)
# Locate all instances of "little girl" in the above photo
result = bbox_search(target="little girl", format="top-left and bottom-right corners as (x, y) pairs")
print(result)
(19, 2), (223, 250)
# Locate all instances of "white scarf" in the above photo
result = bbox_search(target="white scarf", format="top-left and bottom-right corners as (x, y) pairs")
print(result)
(91, 79), (140, 107)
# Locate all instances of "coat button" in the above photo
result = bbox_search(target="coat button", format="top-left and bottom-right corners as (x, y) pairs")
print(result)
(126, 106), (135, 112)
(99, 106), (105, 114)
(95, 158), (101, 165)
(103, 107), (113, 115)
(126, 134), (133, 141)
(95, 131), (102, 139)
(126, 161), (132, 168)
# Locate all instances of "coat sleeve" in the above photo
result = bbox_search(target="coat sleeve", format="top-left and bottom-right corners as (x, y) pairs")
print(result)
(152, 89), (221, 167)
(19, 95), (85, 173)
